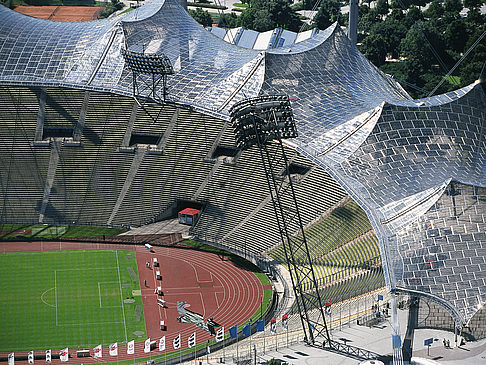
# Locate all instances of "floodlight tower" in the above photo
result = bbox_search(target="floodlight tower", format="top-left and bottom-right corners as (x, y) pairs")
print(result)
(121, 49), (174, 103)
(230, 95), (331, 346)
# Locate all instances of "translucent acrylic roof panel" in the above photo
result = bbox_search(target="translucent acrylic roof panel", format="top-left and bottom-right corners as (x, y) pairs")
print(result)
(209, 26), (228, 40)
(0, 6), (117, 85)
(253, 29), (275, 50)
(276, 29), (297, 48)
(314, 82), (486, 325)
(236, 29), (259, 49)
(119, 0), (263, 114)
(262, 24), (410, 153)
(391, 182), (486, 325)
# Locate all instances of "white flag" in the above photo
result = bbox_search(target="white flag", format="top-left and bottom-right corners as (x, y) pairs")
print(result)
(216, 326), (224, 342)
(173, 334), (181, 349)
(127, 340), (135, 355)
(109, 343), (118, 356)
(188, 332), (196, 348)
(28, 351), (34, 364)
(59, 348), (68, 362)
(93, 345), (102, 359)
(159, 336), (166, 351)
(45, 350), (51, 363)
(144, 338), (151, 353)
(8, 353), (14, 365)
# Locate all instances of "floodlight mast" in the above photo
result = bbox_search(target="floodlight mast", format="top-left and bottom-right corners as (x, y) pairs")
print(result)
(121, 48), (174, 103)
(230, 95), (331, 347)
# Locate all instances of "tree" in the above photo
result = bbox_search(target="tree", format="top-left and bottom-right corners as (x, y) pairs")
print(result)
(405, 6), (423, 28)
(424, 0), (444, 20)
(371, 18), (407, 59)
(361, 33), (387, 66)
(238, 0), (302, 32)
(444, 0), (463, 14)
(458, 27), (486, 85)
(188, 7), (213, 27)
(218, 12), (239, 28)
(358, 8), (380, 35)
(464, 0), (486, 9)
(313, 0), (342, 30)
(375, 0), (389, 18)
(99, 0), (124, 19)
(444, 19), (468, 53)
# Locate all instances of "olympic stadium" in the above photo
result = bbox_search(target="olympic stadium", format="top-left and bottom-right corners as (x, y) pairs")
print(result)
(0, 0), (485, 364)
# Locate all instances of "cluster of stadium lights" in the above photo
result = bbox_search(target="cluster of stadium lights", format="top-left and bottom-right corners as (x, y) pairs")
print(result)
(121, 49), (174, 75)
(230, 95), (297, 150)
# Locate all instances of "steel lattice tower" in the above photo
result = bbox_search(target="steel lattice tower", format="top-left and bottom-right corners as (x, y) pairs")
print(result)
(230, 95), (331, 346)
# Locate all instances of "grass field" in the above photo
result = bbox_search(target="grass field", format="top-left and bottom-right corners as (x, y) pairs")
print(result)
(0, 249), (145, 352)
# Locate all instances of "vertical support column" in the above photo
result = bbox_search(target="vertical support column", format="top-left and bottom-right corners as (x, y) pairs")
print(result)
(107, 146), (147, 225)
(178, 0), (187, 10)
(391, 294), (404, 365)
(39, 139), (62, 223)
(348, 0), (358, 45)
(34, 89), (47, 142)
(402, 296), (419, 362)
(72, 91), (90, 143)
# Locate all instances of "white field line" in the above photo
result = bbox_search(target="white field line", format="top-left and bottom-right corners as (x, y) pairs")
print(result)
(55, 267), (117, 271)
(56, 321), (124, 326)
(116, 250), (128, 343)
(98, 282), (102, 308)
(55, 270), (58, 326)
(98, 281), (123, 308)
(40, 287), (56, 308)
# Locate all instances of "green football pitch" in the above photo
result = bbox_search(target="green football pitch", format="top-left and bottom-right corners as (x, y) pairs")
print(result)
(0, 249), (146, 352)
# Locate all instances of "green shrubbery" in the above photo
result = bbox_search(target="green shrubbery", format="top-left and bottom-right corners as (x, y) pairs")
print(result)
(98, 0), (124, 19)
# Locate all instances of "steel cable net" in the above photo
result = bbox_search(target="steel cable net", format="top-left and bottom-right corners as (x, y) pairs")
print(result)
(322, 82), (486, 326)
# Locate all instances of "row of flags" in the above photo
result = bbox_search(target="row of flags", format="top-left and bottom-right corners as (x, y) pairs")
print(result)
(228, 312), (289, 339)
(6, 313), (291, 364)
(8, 350), (57, 365)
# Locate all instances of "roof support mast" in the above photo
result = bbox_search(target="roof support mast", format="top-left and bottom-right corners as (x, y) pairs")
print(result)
(178, 0), (187, 10)
(348, 0), (358, 45)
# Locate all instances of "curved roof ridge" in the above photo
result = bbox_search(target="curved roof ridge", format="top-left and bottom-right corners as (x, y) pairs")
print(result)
(268, 22), (338, 55)
(121, 0), (167, 23)
(388, 80), (480, 108)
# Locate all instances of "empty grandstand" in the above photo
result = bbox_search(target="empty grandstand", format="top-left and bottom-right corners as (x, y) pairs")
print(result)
(0, 0), (485, 363)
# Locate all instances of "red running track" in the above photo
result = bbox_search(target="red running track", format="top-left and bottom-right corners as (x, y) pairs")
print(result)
(0, 241), (271, 364)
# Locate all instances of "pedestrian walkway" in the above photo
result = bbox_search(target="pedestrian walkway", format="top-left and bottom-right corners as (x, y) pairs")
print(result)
(191, 306), (486, 365)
